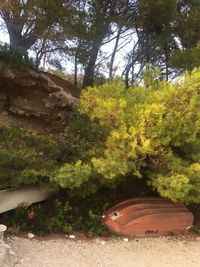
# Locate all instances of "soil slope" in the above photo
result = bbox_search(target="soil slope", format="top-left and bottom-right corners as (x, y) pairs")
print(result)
(0, 61), (78, 135)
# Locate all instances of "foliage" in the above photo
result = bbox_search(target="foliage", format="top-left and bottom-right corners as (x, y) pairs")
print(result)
(0, 127), (62, 189)
(65, 113), (108, 161)
(53, 161), (92, 189)
(171, 42), (200, 71)
(1, 196), (112, 236)
(73, 210), (109, 236)
(168, 0), (200, 73)
(54, 113), (109, 196)
(175, 0), (200, 49)
(134, 0), (178, 76)
(46, 200), (73, 234)
(4, 200), (73, 235)
(48, 69), (84, 88)
(0, 44), (35, 69)
(56, 70), (200, 204)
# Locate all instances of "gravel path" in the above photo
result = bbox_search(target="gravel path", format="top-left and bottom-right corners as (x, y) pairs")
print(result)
(2, 235), (200, 267)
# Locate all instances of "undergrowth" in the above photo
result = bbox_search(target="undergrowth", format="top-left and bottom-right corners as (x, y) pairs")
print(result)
(1, 196), (113, 237)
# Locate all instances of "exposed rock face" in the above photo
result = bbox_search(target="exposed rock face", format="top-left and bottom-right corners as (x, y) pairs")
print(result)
(0, 61), (79, 135)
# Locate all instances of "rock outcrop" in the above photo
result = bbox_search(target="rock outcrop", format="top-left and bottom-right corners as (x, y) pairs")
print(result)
(0, 61), (79, 135)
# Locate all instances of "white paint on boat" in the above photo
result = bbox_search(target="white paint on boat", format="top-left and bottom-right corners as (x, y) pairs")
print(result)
(0, 187), (52, 214)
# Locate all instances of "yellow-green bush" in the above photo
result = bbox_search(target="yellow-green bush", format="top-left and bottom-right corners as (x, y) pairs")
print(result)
(54, 69), (200, 203)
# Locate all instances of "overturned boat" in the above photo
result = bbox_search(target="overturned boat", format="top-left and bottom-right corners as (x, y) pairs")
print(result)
(0, 186), (52, 214)
(103, 197), (194, 236)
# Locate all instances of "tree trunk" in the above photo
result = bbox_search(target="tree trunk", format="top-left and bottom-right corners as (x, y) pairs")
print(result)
(164, 45), (170, 81)
(74, 50), (78, 86)
(131, 65), (135, 86)
(3, 12), (23, 47)
(82, 31), (106, 88)
(109, 26), (122, 79)
(125, 63), (131, 88)
(2, 11), (37, 55)
(43, 53), (47, 69)
(35, 53), (43, 69)
(6, 23), (23, 49)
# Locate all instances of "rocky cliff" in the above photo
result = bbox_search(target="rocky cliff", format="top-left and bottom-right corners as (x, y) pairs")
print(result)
(0, 61), (78, 135)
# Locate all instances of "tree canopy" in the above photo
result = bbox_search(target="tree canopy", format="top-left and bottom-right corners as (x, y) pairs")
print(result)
(1, 0), (200, 86)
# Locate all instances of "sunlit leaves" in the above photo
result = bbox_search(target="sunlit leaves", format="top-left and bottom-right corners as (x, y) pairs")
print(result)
(53, 161), (92, 189)
(74, 68), (200, 203)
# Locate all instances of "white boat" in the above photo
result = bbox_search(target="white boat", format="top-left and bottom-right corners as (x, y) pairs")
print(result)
(0, 186), (52, 214)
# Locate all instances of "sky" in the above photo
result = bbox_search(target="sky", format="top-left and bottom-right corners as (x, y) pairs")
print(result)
(0, 29), (9, 44)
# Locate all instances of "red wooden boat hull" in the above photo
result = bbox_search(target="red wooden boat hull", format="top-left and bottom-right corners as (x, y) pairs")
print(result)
(103, 198), (193, 236)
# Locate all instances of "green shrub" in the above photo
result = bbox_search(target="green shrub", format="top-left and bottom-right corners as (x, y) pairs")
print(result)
(73, 210), (110, 236)
(54, 69), (200, 204)
(53, 160), (92, 189)
(47, 200), (73, 234)
(0, 44), (35, 69)
(0, 127), (62, 189)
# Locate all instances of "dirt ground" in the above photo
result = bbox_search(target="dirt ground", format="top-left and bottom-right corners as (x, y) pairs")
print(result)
(2, 235), (200, 267)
